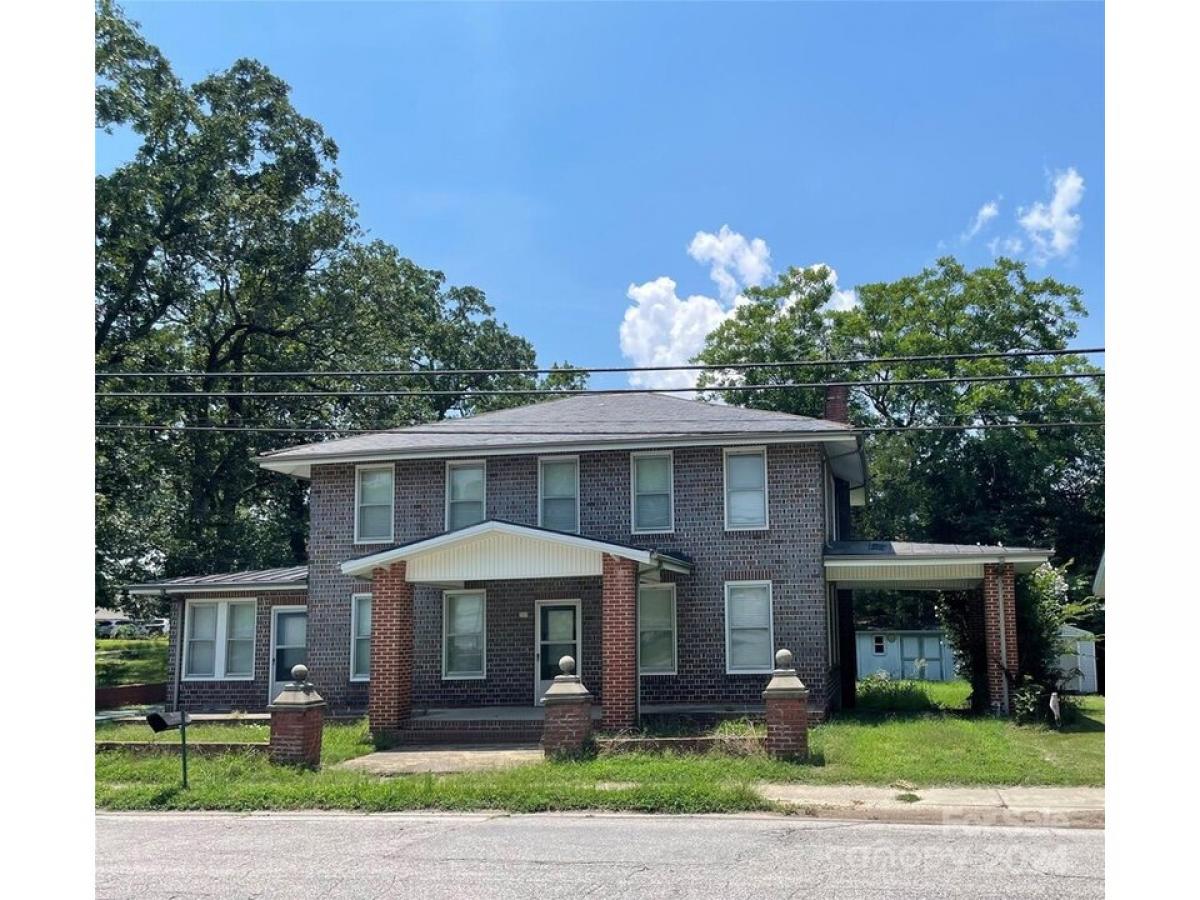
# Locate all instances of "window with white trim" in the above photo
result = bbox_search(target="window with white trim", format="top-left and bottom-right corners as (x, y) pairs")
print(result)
(724, 581), (774, 673)
(632, 452), (673, 533)
(350, 593), (372, 681)
(539, 457), (579, 533)
(443, 591), (486, 678)
(446, 461), (486, 530)
(638, 584), (676, 674)
(355, 464), (394, 543)
(724, 448), (768, 529)
(184, 599), (256, 680)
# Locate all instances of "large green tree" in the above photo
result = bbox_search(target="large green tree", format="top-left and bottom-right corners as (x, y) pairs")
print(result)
(95, 2), (583, 612)
(696, 258), (1104, 579)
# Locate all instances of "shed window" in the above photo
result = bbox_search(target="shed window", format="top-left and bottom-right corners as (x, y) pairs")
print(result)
(873, 635), (885, 656)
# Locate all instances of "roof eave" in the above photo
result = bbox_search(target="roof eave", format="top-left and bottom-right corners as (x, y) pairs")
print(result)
(258, 430), (859, 479)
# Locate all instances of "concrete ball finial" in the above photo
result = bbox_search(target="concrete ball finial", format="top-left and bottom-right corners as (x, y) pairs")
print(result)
(291, 663), (309, 683)
(559, 655), (576, 675)
(775, 648), (794, 670)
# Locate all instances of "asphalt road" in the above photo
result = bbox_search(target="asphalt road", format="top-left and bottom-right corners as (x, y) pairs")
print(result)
(96, 811), (1104, 899)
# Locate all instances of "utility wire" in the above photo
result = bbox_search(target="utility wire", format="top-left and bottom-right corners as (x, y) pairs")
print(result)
(97, 421), (1105, 436)
(97, 371), (1105, 400)
(93, 346), (1104, 380)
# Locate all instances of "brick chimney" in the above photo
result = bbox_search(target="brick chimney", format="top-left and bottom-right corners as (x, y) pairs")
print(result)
(823, 384), (849, 423)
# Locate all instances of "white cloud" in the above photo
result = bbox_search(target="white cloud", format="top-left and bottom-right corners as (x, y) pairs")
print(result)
(963, 200), (1000, 240)
(619, 229), (858, 389)
(686, 225), (772, 301)
(619, 277), (729, 390)
(1017, 168), (1085, 263)
(987, 235), (1025, 257)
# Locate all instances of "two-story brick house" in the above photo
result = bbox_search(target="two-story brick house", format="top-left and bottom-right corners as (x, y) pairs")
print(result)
(131, 392), (1049, 737)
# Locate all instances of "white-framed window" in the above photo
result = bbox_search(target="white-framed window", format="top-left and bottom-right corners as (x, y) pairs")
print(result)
(446, 460), (486, 531)
(824, 465), (838, 541)
(638, 584), (677, 675)
(723, 447), (768, 530)
(631, 451), (674, 533)
(354, 463), (394, 544)
(538, 456), (579, 533)
(350, 593), (372, 682)
(873, 635), (886, 656)
(442, 590), (486, 679)
(724, 581), (774, 673)
(183, 598), (257, 680)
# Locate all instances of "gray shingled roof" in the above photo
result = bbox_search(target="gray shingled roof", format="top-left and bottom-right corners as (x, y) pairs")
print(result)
(127, 565), (308, 594)
(826, 541), (1050, 559)
(258, 393), (856, 476)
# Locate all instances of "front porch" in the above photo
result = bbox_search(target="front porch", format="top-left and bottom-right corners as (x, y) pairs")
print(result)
(341, 520), (694, 737)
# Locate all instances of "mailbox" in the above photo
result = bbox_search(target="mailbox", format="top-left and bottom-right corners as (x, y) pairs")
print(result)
(146, 711), (192, 733)
(146, 710), (193, 788)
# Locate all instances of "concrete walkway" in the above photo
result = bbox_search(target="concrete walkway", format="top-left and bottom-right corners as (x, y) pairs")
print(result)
(338, 743), (544, 775)
(758, 783), (1104, 828)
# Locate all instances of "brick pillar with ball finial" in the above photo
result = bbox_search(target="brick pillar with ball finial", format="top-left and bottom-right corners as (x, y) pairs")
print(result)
(762, 648), (809, 759)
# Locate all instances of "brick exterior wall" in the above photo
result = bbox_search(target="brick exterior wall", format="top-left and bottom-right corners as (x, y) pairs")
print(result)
(164, 590), (308, 712)
(983, 562), (1019, 713)
(182, 442), (833, 718)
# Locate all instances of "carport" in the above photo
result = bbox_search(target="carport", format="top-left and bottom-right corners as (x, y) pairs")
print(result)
(824, 541), (1052, 713)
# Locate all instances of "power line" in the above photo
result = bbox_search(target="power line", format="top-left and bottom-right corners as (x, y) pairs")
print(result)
(97, 420), (1105, 436)
(96, 371), (1105, 400)
(93, 346), (1104, 380)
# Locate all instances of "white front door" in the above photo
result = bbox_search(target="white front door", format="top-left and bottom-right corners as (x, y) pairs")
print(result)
(269, 606), (308, 702)
(535, 599), (581, 703)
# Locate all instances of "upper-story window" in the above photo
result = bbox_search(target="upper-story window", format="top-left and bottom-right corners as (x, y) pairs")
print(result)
(355, 463), (394, 544)
(631, 451), (674, 533)
(724, 447), (768, 530)
(539, 456), (579, 533)
(446, 460), (486, 530)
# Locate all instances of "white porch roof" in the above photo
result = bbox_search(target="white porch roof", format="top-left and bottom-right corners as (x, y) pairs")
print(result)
(341, 520), (694, 583)
(824, 541), (1051, 591)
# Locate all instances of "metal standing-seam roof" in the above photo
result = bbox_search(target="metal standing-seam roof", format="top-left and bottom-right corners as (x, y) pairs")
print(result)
(256, 393), (864, 485)
(127, 565), (308, 595)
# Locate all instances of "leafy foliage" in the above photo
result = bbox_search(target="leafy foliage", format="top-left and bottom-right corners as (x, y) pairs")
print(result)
(696, 258), (1104, 573)
(95, 2), (584, 605)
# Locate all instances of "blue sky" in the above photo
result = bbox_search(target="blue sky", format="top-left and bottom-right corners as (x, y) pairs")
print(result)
(100, 1), (1104, 388)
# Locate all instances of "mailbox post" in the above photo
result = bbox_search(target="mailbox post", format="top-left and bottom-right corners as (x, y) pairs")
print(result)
(146, 711), (193, 788)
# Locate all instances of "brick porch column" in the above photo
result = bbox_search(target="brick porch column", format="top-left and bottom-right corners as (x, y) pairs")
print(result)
(982, 562), (1019, 714)
(601, 554), (638, 730)
(368, 560), (414, 733)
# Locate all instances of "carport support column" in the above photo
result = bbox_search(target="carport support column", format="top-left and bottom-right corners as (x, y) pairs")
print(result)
(601, 554), (638, 730)
(983, 562), (1019, 714)
(369, 560), (413, 734)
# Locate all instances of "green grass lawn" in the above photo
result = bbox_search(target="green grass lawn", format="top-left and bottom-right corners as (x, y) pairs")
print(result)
(95, 638), (169, 686)
(95, 696), (1104, 813)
